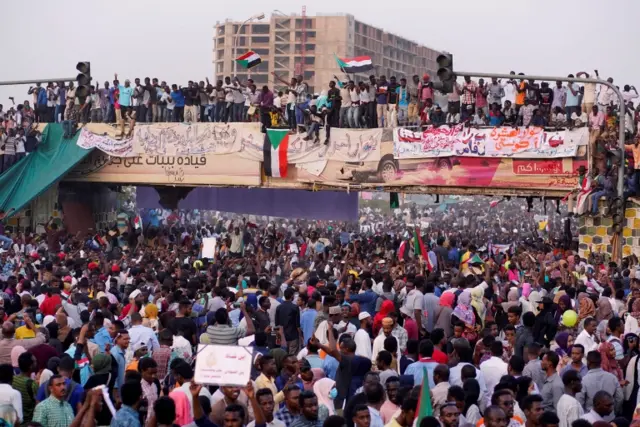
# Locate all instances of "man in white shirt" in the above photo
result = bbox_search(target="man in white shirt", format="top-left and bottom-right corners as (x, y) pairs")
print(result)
(354, 312), (372, 359)
(0, 365), (23, 422)
(623, 85), (639, 104)
(128, 312), (160, 351)
(574, 317), (598, 355)
(556, 370), (583, 427)
(480, 341), (508, 396)
(401, 278), (424, 336)
(582, 391), (614, 424)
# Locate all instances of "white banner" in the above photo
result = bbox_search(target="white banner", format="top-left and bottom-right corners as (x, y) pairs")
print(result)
(76, 128), (136, 157)
(393, 126), (587, 159)
(132, 122), (259, 156)
(201, 237), (217, 259)
(237, 128), (383, 164)
(194, 344), (253, 386)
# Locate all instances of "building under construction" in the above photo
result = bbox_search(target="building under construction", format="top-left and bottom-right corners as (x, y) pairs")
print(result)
(213, 11), (445, 93)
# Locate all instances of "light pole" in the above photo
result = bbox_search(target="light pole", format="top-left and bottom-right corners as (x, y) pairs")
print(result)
(232, 12), (265, 77)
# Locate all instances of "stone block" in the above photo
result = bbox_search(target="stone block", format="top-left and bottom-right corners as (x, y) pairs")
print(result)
(579, 243), (588, 251)
(634, 218), (640, 229)
(624, 228), (633, 237)
(600, 217), (613, 226)
(582, 235), (592, 244)
(626, 208), (637, 219)
(593, 236), (602, 245)
(596, 226), (608, 236)
(587, 226), (596, 235)
(624, 245), (633, 256)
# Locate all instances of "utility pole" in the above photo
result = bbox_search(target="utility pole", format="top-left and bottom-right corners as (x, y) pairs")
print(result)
(0, 78), (76, 86)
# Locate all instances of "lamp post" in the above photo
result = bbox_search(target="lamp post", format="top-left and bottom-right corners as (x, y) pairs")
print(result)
(232, 12), (265, 77)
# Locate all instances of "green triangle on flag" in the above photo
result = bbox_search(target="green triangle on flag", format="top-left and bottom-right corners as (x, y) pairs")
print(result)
(416, 367), (433, 425)
(390, 192), (399, 209)
(267, 129), (289, 150)
(334, 53), (347, 70)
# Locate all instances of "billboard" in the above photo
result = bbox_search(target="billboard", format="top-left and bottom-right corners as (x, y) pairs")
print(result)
(67, 123), (587, 196)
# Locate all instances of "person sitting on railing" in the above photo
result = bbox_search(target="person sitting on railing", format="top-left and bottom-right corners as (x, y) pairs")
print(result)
(531, 109), (548, 127)
(471, 108), (487, 126)
(502, 101), (517, 125)
(570, 108), (588, 128)
(461, 104), (474, 124)
(430, 106), (446, 128)
(550, 107), (566, 127)
(518, 98), (536, 127)
(446, 108), (460, 126)
(488, 103), (505, 127)
(590, 165), (617, 216)
(420, 98), (436, 127)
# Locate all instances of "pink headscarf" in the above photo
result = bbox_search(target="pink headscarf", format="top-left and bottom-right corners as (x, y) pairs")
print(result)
(522, 283), (532, 298)
(169, 389), (194, 426)
(313, 378), (336, 415)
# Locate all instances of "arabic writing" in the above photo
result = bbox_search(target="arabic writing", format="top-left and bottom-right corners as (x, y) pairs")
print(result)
(512, 160), (564, 175)
(133, 123), (255, 156)
(393, 126), (580, 160)
(76, 128), (136, 157)
(194, 344), (252, 386)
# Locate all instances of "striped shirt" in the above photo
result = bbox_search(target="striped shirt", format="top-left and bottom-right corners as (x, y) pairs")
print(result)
(33, 396), (74, 427)
(12, 375), (38, 423)
(3, 137), (16, 155)
(199, 324), (246, 345)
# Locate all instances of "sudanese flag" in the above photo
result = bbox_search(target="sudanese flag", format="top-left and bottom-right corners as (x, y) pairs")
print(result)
(264, 129), (289, 178)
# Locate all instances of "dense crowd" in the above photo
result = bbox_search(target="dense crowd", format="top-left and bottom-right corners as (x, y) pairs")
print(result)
(0, 196), (638, 427)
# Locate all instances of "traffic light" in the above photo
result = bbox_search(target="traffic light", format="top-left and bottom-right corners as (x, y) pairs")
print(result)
(610, 197), (624, 233)
(75, 61), (91, 100)
(433, 53), (455, 94)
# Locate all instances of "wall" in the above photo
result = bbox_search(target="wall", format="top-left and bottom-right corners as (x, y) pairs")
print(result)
(578, 199), (640, 259)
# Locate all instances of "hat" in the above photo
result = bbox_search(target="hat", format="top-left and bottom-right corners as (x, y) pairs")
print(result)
(96, 291), (106, 299)
(329, 306), (342, 315)
(133, 341), (148, 352)
(29, 251), (38, 258)
(111, 265), (120, 273)
(63, 276), (73, 283)
(57, 252), (66, 260)
(88, 262), (99, 270)
(358, 312), (371, 321)
(423, 73), (430, 80)
(129, 289), (141, 299)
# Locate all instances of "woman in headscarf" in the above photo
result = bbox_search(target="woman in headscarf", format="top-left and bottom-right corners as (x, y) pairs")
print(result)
(520, 283), (533, 314)
(527, 291), (541, 316)
(452, 291), (477, 343)
(501, 288), (520, 311)
(600, 341), (624, 383)
(84, 353), (116, 426)
(373, 300), (396, 337)
(533, 297), (557, 347)
(553, 332), (572, 373)
(578, 294), (597, 331)
(314, 378), (336, 421)
(435, 292), (455, 339)
(595, 297), (614, 323)
(555, 294), (573, 323)
(10, 346), (26, 375)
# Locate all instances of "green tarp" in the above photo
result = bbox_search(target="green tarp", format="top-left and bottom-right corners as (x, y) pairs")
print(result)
(0, 124), (93, 215)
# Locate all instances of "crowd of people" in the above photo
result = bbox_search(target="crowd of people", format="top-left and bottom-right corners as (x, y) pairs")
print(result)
(0, 195), (638, 427)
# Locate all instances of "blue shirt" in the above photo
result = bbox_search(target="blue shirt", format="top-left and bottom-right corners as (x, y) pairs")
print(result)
(448, 248), (460, 264)
(489, 113), (503, 126)
(36, 378), (84, 414)
(91, 327), (113, 352)
(396, 86), (409, 107)
(300, 308), (318, 345)
(376, 84), (388, 105)
(112, 346), (127, 393)
(275, 374), (304, 392)
(404, 359), (439, 388)
(37, 88), (47, 105)
(171, 90), (185, 107)
(118, 85), (134, 107)
(59, 88), (66, 105)
(566, 83), (580, 107)
(348, 290), (378, 316)
(109, 87), (116, 104)
(323, 355), (339, 380)
(111, 405), (141, 427)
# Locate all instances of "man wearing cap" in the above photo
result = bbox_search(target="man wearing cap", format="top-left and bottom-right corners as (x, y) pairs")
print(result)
(355, 312), (372, 359)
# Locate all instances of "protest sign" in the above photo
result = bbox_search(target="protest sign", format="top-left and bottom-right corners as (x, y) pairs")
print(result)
(194, 344), (253, 386)
(202, 237), (217, 259)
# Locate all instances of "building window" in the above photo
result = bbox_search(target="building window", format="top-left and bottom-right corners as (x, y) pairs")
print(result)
(252, 36), (270, 44)
(254, 48), (270, 55)
(217, 26), (225, 35)
(252, 24), (270, 34)
(252, 61), (269, 72)
(216, 49), (225, 59)
(217, 37), (225, 46)
(304, 57), (315, 65)
(252, 74), (268, 84)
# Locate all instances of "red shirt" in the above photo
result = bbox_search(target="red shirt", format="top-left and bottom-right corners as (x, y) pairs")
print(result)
(404, 317), (419, 341)
(432, 348), (449, 365)
(40, 294), (62, 316)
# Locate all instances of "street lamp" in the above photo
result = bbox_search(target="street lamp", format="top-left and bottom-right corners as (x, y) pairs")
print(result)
(232, 12), (265, 77)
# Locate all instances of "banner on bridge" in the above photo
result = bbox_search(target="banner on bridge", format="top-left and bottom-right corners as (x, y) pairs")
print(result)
(393, 125), (588, 159)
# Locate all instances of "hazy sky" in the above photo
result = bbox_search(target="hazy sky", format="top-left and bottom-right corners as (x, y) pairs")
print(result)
(1, 0), (638, 108)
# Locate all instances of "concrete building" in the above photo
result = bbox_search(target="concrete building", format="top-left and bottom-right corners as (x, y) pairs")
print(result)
(213, 13), (445, 93)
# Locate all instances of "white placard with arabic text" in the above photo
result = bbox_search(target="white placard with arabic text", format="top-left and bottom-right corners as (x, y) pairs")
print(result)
(194, 344), (253, 386)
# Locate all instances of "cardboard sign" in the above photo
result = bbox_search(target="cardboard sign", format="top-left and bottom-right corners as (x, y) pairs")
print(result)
(202, 237), (217, 259)
(194, 344), (253, 386)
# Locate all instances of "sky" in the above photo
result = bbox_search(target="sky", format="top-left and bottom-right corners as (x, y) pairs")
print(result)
(1, 0), (638, 108)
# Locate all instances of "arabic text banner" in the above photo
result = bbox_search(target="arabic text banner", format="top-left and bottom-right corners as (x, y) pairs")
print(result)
(237, 128), (383, 164)
(393, 126), (588, 159)
(194, 344), (253, 386)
